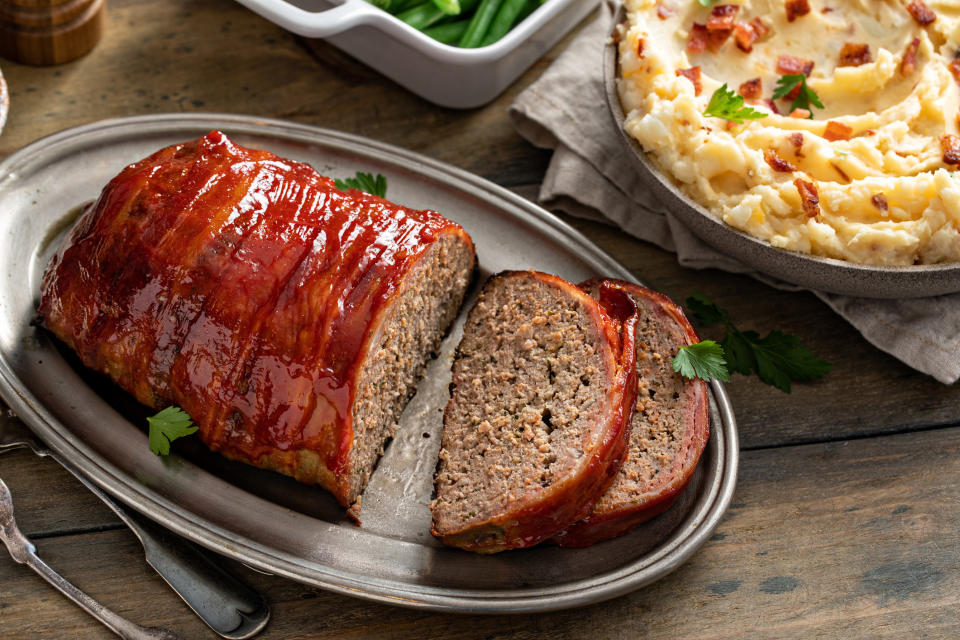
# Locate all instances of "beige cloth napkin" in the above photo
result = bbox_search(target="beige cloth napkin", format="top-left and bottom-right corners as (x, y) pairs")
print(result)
(509, 5), (960, 384)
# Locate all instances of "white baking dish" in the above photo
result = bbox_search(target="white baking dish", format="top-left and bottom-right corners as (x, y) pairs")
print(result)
(234, 0), (599, 108)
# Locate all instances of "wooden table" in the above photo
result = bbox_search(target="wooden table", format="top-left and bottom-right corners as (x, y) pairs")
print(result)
(2, 1), (959, 637)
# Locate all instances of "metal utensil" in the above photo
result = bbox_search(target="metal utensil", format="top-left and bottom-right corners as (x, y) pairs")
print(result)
(0, 476), (179, 640)
(0, 416), (270, 639)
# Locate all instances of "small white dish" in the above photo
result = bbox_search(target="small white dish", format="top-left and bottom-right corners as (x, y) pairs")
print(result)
(234, 0), (599, 108)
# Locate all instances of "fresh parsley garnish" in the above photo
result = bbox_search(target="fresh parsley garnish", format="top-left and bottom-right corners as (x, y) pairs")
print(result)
(682, 292), (832, 392)
(772, 74), (824, 118)
(698, 0), (717, 5)
(673, 340), (730, 382)
(703, 84), (768, 124)
(334, 172), (388, 198)
(147, 406), (198, 456)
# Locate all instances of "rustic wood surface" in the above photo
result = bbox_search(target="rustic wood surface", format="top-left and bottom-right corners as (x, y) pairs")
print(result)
(1, 0), (959, 637)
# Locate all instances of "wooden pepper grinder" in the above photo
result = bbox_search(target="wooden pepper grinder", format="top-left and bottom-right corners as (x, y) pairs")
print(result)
(0, 0), (105, 66)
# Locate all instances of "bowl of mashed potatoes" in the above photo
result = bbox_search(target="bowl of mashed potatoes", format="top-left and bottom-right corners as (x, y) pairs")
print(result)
(608, 0), (960, 297)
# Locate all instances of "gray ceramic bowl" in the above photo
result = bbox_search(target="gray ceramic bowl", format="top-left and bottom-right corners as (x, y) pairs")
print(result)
(0, 67), (7, 135)
(603, 7), (960, 298)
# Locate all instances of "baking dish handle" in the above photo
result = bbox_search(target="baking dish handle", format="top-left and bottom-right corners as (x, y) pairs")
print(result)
(234, 0), (382, 38)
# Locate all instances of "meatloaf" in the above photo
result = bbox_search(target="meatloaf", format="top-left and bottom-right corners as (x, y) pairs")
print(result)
(431, 271), (639, 553)
(38, 131), (476, 507)
(553, 279), (710, 547)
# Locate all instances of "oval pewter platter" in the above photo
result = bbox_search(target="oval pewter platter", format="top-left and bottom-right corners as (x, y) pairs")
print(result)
(604, 6), (960, 299)
(0, 114), (738, 613)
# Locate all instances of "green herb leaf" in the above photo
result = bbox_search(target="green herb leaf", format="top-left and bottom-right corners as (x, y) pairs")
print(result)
(703, 84), (769, 124)
(673, 340), (730, 382)
(684, 293), (832, 392)
(334, 172), (388, 198)
(698, 0), (716, 5)
(147, 407), (198, 456)
(686, 292), (726, 326)
(772, 74), (824, 118)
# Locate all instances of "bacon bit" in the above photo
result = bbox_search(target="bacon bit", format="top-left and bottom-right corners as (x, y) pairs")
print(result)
(795, 179), (821, 217)
(949, 56), (960, 84)
(738, 78), (763, 100)
(789, 108), (812, 119)
(765, 99), (781, 115)
(765, 149), (798, 173)
(687, 23), (708, 53)
(656, 1), (674, 19)
(838, 43), (872, 67)
(831, 162), (850, 183)
(942, 135), (960, 165)
(676, 66), (703, 96)
(636, 38), (645, 58)
(901, 38), (921, 76)
(707, 5), (739, 31)
(777, 54), (815, 76)
(750, 17), (770, 38)
(789, 132), (804, 149)
(823, 121), (853, 141)
(785, 0), (811, 22)
(906, 0), (936, 26)
(734, 22), (759, 52)
(871, 194), (889, 212)
(821, 6), (834, 13)
(707, 28), (734, 52)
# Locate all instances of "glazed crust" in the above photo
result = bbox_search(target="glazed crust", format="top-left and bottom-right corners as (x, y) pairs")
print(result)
(38, 131), (475, 506)
(432, 271), (639, 553)
(553, 278), (710, 548)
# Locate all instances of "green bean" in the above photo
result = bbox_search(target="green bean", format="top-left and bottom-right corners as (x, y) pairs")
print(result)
(458, 0), (504, 48)
(431, 0), (461, 14)
(387, 0), (422, 13)
(478, 0), (526, 46)
(397, 1), (447, 30)
(423, 19), (471, 44)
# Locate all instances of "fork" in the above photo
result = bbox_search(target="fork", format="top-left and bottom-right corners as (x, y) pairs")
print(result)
(0, 477), (180, 640)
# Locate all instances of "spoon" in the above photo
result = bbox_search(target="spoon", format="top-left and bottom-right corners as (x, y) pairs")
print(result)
(0, 415), (270, 639)
(0, 476), (180, 640)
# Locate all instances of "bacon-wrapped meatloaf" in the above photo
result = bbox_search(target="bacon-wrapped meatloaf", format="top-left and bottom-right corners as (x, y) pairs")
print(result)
(38, 131), (476, 507)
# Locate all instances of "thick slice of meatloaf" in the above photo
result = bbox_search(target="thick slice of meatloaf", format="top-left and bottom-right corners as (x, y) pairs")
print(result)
(38, 131), (476, 508)
(431, 271), (639, 553)
(553, 279), (710, 547)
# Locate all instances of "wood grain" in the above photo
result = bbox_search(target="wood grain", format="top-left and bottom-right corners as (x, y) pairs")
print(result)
(3, 426), (959, 638)
(0, 0), (104, 66)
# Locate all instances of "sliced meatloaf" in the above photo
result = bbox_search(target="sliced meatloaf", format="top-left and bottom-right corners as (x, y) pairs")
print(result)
(431, 271), (639, 553)
(553, 279), (710, 547)
(38, 131), (476, 508)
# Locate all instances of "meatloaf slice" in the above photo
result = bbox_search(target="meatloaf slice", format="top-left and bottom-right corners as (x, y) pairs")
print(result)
(431, 271), (639, 553)
(38, 131), (476, 508)
(553, 279), (710, 547)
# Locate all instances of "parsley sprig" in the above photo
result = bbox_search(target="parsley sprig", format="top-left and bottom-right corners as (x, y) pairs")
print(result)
(673, 340), (729, 382)
(772, 74), (824, 118)
(703, 84), (768, 124)
(680, 293), (832, 392)
(334, 172), (388, 198)
(147, 406), (198, 456)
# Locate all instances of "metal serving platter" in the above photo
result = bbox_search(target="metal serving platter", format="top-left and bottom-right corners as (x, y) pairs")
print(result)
(0, 114), (738, 613)
(604, 6), (960, 299)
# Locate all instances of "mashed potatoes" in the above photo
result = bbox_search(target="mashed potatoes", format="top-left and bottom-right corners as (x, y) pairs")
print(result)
(618, 0), (960, 265)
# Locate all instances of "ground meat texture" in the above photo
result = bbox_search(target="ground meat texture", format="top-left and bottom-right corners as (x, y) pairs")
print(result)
(553, 281), (709, 548)
(431, 271), (638, 553)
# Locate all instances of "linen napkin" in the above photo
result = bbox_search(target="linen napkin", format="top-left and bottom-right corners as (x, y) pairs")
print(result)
(509, 3), (960, 385)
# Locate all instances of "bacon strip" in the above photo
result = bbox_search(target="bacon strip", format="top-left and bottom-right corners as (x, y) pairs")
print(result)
(901, 38), (921, 76)
(906, 0), (936, 26)
(707, 5), (739, 30)
(676, 66), (703, 96)
(823, 121), (853, 141)
(738, 78), (763, 100)
(765, 149), (797, 173)
(794, 179), (821, 218)
(942, 135), (960, 165)
(785, 0), (811, 22)
(838, 43), (872, 67)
